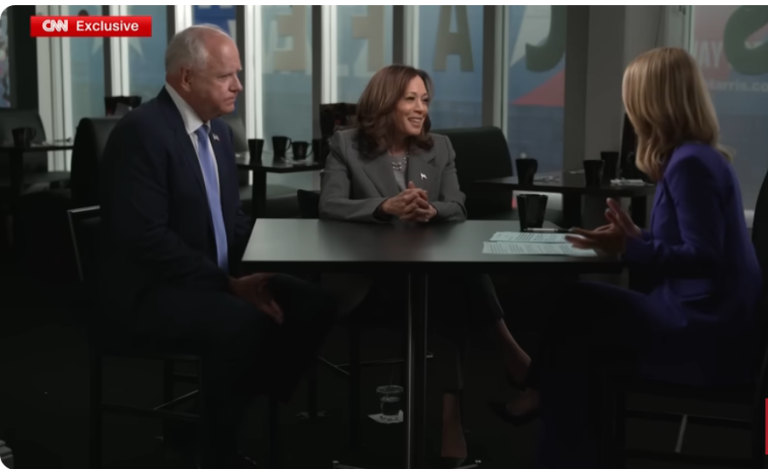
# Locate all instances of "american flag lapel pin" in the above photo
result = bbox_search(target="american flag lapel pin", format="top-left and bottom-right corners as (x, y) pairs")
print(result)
(212, 133), (220, 141)
(420, 173), (427, 180)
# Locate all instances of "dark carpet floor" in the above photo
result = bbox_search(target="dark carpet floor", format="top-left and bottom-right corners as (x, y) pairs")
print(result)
(0, 259), (758, 469)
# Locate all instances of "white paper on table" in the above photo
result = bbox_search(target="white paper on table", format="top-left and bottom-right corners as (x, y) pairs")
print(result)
(490, 231), (570, 243)
(368, 410), (404, 424)
(482, 242), (597, 257)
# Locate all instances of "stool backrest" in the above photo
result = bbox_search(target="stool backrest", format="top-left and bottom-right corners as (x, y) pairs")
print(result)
(67, 205), (101, 285)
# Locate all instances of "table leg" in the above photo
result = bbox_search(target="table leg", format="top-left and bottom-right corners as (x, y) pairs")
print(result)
(629, 196), (648, 228)
(251, 171), (267, 222)
(562, 193), (581, 228)
(9, 149), (23, 260)
(405, 272), (428, 469)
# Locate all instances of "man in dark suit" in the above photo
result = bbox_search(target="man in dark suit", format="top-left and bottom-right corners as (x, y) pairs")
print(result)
(98, 24), (335, 469)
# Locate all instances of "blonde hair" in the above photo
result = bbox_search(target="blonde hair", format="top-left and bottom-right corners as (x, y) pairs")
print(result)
(622, 47), (732, 181)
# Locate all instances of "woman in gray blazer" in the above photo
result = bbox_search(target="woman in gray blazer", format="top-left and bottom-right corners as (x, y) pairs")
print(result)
(319, 64), (531, 467)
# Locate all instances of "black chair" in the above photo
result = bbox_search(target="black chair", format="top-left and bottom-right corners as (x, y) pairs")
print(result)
(104, 96), (141, 117)
(295, 189), (435, 449)
(16, 117), (117, 286)
(431, 126), (513, 220)
(432, 126), (563, 225)
(67, 206), (282, 469)
(70, 117), (120, 208)
(599, 170), (768, 468)
(220, 113), (248, 154)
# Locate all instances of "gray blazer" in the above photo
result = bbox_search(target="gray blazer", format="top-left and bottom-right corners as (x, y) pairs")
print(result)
(319, 128), (467, 223)
(318, 129), (468, 314)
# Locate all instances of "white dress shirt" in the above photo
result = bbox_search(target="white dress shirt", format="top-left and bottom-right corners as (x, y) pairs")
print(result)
(164, 82), (221, 194)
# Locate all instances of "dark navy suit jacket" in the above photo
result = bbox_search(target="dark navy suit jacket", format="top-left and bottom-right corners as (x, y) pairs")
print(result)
(98, 87), (251, 317)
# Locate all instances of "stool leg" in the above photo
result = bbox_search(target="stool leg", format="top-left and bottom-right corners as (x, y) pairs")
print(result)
(162, 360), (175, 444)
(348, 324), (361, 448)
(269, 398), (282, 468)
(89, 348), (102, 469)
(307, 362), (319, 418)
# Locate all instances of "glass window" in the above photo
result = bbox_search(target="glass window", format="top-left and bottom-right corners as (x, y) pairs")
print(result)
(507, 5), (566, 172)
(261, 5), (313, 152)
(417, 5), (483, 129)
(336, 6), (393, 103)
(193, 5), (237, 37)
(66, 5), (105, 125)
(126, 5), (168, 103)
(0, 8), (9, 108)
(690, 5), (768, 210)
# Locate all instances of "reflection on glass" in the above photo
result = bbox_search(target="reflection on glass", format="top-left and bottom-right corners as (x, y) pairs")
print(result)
(126, 5), (168, 103)
(0, 9), (9, 108)
(193, 5), (237, 37)
(417, 6), (483, 129)
(261, 5), (313, 152)
(507, 6), (566, 173)
(336, 6), (393, 103)
(690, 5), (768, 209)
(66, 5), (104, 123)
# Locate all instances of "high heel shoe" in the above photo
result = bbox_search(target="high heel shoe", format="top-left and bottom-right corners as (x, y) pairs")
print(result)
(488, 401), (539, 426)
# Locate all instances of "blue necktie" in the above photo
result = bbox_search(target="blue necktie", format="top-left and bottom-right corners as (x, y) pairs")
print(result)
(194, 125), (229, 273)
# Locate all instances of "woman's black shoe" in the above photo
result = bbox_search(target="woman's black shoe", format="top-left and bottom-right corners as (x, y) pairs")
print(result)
(488, 401), (539, 426)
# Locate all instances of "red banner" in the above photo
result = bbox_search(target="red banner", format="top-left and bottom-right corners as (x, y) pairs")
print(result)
(30, 16), (152, 38)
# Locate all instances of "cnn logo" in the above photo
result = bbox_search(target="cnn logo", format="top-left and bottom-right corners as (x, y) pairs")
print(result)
(42, 19), (68, 32)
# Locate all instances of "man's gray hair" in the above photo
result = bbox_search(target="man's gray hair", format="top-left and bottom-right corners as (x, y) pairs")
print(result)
(165, 24), (229, 73)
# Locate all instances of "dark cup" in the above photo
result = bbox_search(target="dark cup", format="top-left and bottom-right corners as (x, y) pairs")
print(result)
(247, 138), (264, 165)
(515, 158), (538, 185)
(12, 127), (36, 148)
(313, 138), (328, 165)
(583, 160), (604, 187)
(272, 135), (292, 159)
(516, 194), (548, 230)
(600, 151), (619, 183)
(293, 141), (311, 161)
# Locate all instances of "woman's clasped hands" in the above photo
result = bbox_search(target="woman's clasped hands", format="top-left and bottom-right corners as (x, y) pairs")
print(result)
(381, 181), (437, 222)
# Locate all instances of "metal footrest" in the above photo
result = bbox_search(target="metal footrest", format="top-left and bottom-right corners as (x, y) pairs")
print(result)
(623, 448), (751, 467)
(625, 408), (751, 430)
(296, 410), (329, 420)
(154, 389), (199, 411)
(320, 352), (435, 377)
(102, 403), (198, 423)
(331, 459), (481, 469)
(102, 389), (200, 423)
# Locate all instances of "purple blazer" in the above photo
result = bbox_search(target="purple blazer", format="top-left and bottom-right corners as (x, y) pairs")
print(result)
(624, 142), (762, 385)
(535, 142), (762, 468)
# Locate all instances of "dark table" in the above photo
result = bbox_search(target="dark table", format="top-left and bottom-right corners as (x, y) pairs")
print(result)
(241, 219), (624, 469)
(475, 171), (656, 228)
(235, 152), (324, 219)
(0, 143), (74, 255)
